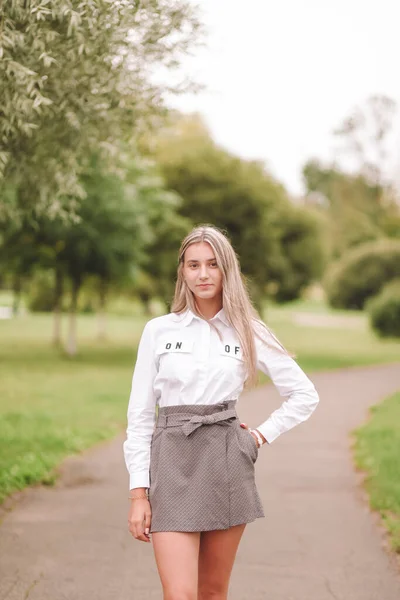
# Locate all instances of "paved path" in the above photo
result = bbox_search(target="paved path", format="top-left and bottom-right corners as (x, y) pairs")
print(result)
(1, 363), (400, 600)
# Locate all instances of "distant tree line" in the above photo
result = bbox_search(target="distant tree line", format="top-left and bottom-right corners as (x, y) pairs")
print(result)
(0, 111), (325, 354)
(303, 95), (400, 336)
(3, 2), (397, 349)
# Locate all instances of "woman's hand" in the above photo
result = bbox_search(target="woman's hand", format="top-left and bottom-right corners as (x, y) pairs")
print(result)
(128, 496), (152, 543)
(240, 422), (266, 448)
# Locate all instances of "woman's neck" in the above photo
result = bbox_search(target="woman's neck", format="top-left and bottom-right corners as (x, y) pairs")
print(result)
(194, 297), (223, 320)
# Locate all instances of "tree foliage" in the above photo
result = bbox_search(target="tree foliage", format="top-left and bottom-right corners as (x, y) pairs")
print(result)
(333, 94), (397, 187)
(303, 95), (400, 263)
(272, 206), (325, 302)
(0, 151), (187, 351)
(0, 0), (201, 220)
(149, 114), (324, 306)
(303, 160), (400, 259)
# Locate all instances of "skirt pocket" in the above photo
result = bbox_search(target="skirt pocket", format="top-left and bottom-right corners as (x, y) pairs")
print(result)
(237, 425), (259, 463)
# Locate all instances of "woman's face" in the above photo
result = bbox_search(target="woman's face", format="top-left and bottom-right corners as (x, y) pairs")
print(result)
(183, 242), (223, 301)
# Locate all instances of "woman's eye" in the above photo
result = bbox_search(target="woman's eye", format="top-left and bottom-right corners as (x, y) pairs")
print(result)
(188, 262), (218, 268)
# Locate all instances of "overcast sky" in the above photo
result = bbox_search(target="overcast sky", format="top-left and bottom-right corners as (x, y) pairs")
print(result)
(170, 0), (400, 196)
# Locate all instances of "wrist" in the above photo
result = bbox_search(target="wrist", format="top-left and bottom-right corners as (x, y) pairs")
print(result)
(250, 428), (265, 448)
(129, 487), (149, 500)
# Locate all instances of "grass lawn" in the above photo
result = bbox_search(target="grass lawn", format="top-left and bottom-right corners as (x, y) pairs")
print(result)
(353, 391), (400, 553)
(262, 299), (399, 372)
(0, 312), (144, 504)
(0, 298), (399, 504)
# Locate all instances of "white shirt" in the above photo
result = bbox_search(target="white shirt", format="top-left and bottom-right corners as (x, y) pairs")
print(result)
(123, 307), (320, 489)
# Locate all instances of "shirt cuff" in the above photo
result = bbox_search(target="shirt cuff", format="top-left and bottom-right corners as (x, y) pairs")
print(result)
(256, 419), (281, 444)
(129, 471), (150, 490)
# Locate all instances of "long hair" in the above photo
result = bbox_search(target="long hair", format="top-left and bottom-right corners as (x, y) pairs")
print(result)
(170, 224), (287, 388)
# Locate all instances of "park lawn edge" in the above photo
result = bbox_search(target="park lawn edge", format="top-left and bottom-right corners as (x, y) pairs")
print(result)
(352, 390), (400, 554)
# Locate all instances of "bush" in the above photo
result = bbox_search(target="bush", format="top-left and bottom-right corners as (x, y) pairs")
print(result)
(368, 280), (400, 338)
(325, 239), (400, 309)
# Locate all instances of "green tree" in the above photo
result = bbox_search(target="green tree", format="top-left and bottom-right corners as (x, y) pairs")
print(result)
(333, 94), (396, 189)
(0, 0), (202, 221)
(44, 156), (149, 355)
(150, 114), (323, 307)
(22, 151), (188, 353)
(272, 207), (325, 302)
(303, 160), (399, 258)
(303, 96), (400, 261)
(0, 219), (38, 314)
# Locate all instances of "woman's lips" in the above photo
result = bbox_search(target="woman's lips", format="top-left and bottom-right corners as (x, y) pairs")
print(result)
(198, 284), (212, 288)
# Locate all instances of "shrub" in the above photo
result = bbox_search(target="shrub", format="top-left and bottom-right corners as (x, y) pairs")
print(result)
(368, 280), (400, 338)
(325, 239), (400, 309)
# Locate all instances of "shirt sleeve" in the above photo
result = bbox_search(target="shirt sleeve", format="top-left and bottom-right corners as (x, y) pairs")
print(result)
(123, 320), (158, 490)
(253, 323), (320, 444)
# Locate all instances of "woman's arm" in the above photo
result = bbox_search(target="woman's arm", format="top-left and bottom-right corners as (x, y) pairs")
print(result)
(123, 320), (158, 490)
(253, 324), (320, 444)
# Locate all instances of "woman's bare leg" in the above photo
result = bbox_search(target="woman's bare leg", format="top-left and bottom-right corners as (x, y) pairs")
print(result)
(198, 524), (246, 600)
(152, 531), (201, 600)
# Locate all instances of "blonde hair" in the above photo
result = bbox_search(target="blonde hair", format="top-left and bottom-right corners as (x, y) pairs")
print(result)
(171, 224), (287, 388)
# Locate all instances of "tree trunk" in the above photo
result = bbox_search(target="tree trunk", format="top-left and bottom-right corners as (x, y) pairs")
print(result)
(97, 280), (107, 341)
(12, 275), (22, 316)
(141, 294), (152, 316)
(52, 267), (64, 347)
(66, 279), (80, 357)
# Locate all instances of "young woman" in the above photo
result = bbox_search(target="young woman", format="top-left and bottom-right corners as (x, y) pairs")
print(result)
(123, 224), (319, 599)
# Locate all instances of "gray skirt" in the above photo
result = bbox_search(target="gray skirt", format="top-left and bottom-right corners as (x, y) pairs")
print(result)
(148, 400), (265, 533)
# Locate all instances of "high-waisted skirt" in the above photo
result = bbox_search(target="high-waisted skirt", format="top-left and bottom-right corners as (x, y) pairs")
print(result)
(148, 399), (265, 532)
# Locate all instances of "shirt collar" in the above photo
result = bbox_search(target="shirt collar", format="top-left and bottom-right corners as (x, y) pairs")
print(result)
(172, 307), (229, 327)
